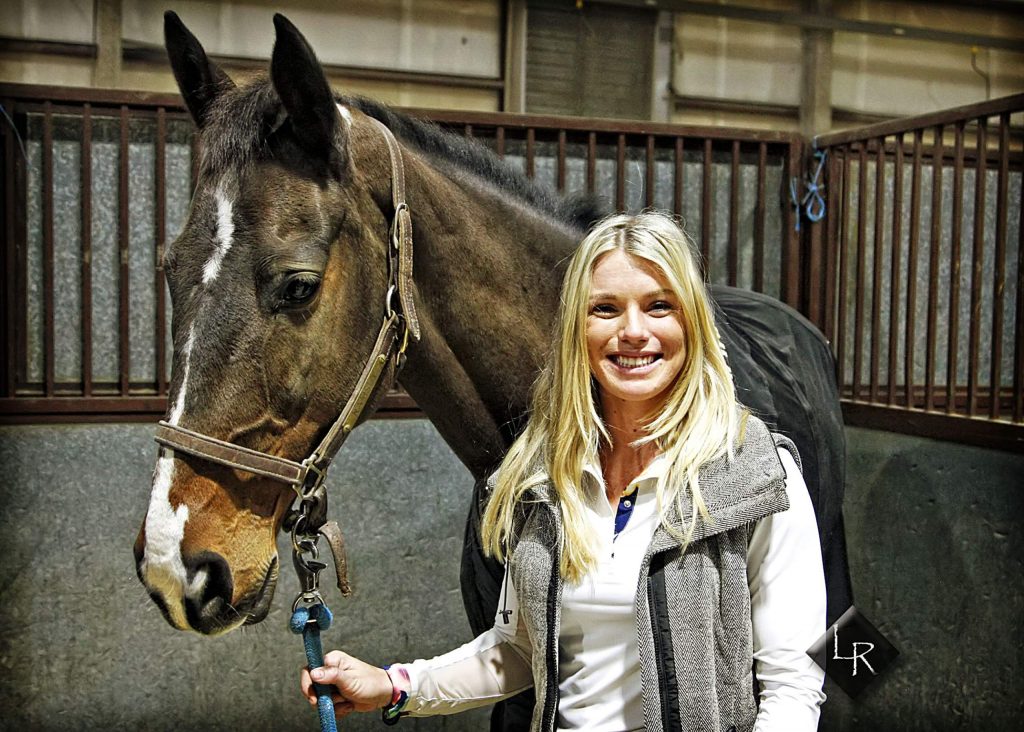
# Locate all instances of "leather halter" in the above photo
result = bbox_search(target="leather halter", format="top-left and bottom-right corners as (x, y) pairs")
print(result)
(154, 117), (420, 499)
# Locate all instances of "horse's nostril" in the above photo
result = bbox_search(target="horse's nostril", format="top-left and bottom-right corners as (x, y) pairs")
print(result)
(182, 551), (234, 628)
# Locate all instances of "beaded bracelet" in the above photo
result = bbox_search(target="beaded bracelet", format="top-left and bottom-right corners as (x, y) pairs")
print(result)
(381, 665), (410, 725)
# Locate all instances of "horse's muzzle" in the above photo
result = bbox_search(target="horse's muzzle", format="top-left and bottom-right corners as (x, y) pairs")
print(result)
(134, 539), (278, 634)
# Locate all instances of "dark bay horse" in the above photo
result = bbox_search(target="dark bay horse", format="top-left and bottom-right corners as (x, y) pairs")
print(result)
(135, 11), (850, 657)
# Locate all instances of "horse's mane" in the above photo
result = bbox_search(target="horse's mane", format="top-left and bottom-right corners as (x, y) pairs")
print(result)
(201, 79), (603, 233)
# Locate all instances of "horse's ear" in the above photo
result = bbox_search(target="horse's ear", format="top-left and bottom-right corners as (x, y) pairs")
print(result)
(164, 11), (235, 128)
(270, 13), (347, 180)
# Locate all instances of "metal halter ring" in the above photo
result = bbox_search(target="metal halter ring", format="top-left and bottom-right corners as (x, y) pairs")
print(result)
(384, 283), (399, 318)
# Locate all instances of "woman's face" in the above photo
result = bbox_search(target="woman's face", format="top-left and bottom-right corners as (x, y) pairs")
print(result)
(586, 249), (686, 418)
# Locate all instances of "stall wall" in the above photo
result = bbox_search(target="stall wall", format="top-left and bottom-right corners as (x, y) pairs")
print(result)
(672, 0), (1024, 130)
(0, 0), (502, 111)
(0, 420), (1021, 729)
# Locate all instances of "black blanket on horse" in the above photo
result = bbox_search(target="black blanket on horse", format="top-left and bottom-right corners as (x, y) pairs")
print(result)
(460, 285), (852, 731)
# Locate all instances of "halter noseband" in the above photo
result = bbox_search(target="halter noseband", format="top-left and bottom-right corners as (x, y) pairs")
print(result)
(152, 117), (420, 598)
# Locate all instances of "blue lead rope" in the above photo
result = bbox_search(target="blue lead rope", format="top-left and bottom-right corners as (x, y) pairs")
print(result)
(790, 149), (828, 231)
(291, 603), (338, 732)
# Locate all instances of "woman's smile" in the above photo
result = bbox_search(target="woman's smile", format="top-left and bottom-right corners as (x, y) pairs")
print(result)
(607, 353), (662, 371)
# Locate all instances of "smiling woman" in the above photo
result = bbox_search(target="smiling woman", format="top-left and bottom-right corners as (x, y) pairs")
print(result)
(304, 212), (828, 732)
(586, 250), (686, 419)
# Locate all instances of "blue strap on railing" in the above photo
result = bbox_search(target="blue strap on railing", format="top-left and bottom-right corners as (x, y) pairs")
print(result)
(790, 149), (828, 231)
(291, 603), (338, 732)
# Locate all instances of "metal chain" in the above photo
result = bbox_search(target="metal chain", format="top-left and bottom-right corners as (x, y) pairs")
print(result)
(288, 485), (330, 611)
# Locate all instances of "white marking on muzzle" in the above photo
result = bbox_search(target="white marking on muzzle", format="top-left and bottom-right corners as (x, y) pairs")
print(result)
(142, 321), (199, 628)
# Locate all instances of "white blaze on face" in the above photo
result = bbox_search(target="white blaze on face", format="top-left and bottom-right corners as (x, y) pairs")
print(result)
(142, 179), (236, 628)
(202, 182), (235, 284)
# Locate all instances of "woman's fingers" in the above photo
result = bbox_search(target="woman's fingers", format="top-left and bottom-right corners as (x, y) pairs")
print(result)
(323, 649), (346, 665)
(299, 667), (315, 702)
(299, 649), (393, 714)
(310, 665), (340, 684)
(333, 700), (355, 719)
(301, 665), (341, 705)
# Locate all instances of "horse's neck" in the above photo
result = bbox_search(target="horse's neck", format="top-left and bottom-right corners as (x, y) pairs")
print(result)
(397, 160), (579, 477)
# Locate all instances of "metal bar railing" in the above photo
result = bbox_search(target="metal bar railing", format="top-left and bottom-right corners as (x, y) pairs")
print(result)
(673, 137), (684, 218)
(701, 138), (712, 276)
(615, 133), (625, 211)
(728, 139), (740, 287)
(755, 142), (767, 295)
(1015, 165), (1024, 424)
(925, 124), (943, 411)
(81, 104), (93, 398)
(155, 107), (168, 397)
(853, 141), (867, 402)
(817, 92), (1023, 450)
(42, 102), (55, 397)
(0, 82), (799, 423)
(887, 133), (904, 407)
(991, 113), (1010, 421)
(967, 120), (987, 417)
(557, 129), (567, 192)
(906, 129), (923, 410)
(118, 105), (131, 397)
(2, 94), (15, 399)
(836, 144), (850, 393)
(815, 93), (1024, 149)
(946, 122), (964, 415)
(870, 137), (885, 403)
(645, 135), (656, 210)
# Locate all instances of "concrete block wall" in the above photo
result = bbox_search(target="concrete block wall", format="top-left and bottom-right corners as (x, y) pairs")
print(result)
(0, 420), (1021, 730)
(819, 427), (1023, 731)
(0, 420), (487, 731)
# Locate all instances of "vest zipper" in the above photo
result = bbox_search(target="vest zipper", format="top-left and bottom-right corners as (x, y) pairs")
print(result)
(647, 551), (680, 731)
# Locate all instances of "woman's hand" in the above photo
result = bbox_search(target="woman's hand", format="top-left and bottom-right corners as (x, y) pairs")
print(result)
(300, 649), (395, 720)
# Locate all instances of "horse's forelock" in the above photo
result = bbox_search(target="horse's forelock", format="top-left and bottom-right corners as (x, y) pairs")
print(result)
(200, 78), (282, 177)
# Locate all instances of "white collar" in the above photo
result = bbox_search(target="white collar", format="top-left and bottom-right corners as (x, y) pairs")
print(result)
(581, 451), (669, 499)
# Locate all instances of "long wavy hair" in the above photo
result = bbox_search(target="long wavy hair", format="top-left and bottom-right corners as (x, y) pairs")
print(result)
(481, 211), (746, 583)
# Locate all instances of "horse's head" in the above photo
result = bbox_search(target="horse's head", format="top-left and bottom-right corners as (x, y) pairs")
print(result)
(135, 12), (399, 634)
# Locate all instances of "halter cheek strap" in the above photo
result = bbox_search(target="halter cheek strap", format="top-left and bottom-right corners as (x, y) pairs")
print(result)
(154, 117), (419, 495)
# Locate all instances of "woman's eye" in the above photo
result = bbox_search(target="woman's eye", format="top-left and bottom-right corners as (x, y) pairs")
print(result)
(649, 300), (673, 313)
(282, 275), (321, 306)
(591, 303), (617, 315)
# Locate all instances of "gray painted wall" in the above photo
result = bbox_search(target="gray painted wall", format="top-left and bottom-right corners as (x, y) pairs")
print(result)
(820, 427), (1023, 731)
(0, 420), (487, 731)
(1, 421), (1021, 730)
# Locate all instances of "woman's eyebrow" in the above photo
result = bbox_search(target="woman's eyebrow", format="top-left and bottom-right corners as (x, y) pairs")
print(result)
(589, 288), (673, 301)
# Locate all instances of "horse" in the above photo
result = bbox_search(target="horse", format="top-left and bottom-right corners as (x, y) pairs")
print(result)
(135, 10), (851, 711)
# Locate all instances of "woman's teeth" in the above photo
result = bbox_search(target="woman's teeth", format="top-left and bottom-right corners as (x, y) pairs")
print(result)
(613, 355), (657, 368)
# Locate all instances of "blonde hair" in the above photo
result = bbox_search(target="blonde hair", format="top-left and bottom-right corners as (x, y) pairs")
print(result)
(481, 211), (745, 583)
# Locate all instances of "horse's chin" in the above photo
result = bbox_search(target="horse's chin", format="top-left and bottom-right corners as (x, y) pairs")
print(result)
(240, 555), (279, 627)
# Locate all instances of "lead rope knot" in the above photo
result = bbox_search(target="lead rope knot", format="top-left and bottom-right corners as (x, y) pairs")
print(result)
(789, 149), (828, 231)
(290, 602), (337, 732)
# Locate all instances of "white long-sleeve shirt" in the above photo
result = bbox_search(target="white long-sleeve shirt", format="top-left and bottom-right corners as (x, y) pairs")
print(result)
(402, 447), (827, 731)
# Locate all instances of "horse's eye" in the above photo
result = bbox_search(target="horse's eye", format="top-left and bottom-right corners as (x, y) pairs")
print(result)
(281, 274), (321, 307)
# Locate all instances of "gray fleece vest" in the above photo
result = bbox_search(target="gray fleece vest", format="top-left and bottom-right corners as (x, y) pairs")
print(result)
(505, 414), (795, 732)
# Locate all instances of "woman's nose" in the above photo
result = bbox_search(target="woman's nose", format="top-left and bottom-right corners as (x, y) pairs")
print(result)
(620, 306), (648, 342)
